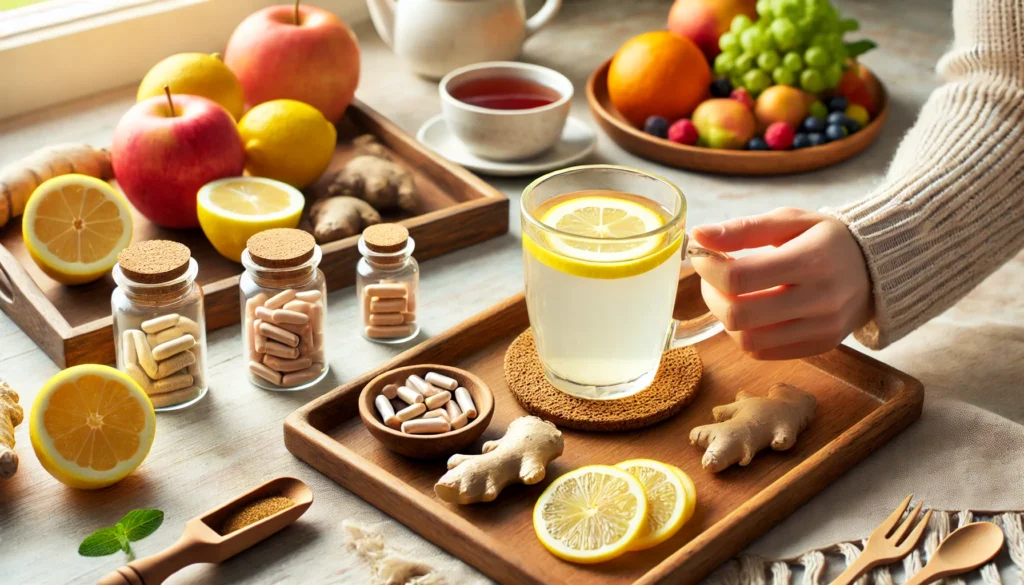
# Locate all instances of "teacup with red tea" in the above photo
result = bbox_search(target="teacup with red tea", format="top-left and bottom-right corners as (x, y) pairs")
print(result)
(440, 62), (573, 161)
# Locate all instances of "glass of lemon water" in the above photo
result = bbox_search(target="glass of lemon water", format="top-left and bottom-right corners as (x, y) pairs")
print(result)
(522, 165), (726, 400)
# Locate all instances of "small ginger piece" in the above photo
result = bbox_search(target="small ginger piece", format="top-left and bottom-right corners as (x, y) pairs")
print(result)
(0, 143), (113, 228)
(327, 137), (417, 213)
(0, 379), (24, 479)
(435, 416), (563, 504)
(690, 383), (816, 473)
(309, 195), (382, 243)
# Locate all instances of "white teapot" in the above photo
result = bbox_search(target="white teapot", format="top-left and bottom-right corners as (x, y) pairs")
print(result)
(366, 0), (562, 79)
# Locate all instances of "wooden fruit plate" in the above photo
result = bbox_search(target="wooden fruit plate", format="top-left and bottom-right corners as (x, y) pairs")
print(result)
(284, 267), (923, 585)
(0, 99), (508, 367)
(586, 59), (889, 175)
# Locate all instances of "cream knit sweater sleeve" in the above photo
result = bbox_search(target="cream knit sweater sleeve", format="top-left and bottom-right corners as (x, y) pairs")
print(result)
(823, 0), (1024, 350)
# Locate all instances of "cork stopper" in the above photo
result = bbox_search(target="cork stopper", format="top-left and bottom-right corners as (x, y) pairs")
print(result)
(362, 223), (408, 253)
(504, 329), (703, 432)
(117, 240), (191, 284)
(247, 228), (316, 268)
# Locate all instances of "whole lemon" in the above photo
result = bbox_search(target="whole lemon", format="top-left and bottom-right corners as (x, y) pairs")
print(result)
(238, 99), (337, 189)
(138, 53), (244, 120)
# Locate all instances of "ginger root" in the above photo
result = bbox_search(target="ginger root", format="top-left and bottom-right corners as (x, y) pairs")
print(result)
(327, 135), (417, 213)
(0, 143), (113, 229)
(435, 416), (563, 504)
(0, 379), (24, 479)
(309, 195), (382, 243)
(689, 383), (816, 473)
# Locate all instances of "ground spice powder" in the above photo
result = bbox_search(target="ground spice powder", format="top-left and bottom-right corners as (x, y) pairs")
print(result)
(221, 495), (295, 534)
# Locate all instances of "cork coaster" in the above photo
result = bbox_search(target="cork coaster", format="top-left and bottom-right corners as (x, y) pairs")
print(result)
(504, 329), (702, 432)
(247, 228), (316, 268)
(363, 223), (408, 253)
(117, 240), (191, 284)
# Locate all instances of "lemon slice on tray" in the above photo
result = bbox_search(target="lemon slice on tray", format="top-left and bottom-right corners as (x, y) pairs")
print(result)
(197, 176), (304, 262)
(533, 464), (649, 564)
(29, 364), (156, 490)
(616, 459), (695, 550)
(22, 174), (133, 285)
(524, 193), (683, 279)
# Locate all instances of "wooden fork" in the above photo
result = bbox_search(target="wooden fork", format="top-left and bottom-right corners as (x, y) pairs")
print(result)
(828, 495), (934, 585)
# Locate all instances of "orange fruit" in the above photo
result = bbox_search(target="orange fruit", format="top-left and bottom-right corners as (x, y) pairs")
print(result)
(22, 174), (133, 285)
(608, 31), (711, 128)
(29, 365), (156, 489)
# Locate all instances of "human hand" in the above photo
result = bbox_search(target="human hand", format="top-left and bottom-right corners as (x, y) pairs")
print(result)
(690, 208), (873, 360)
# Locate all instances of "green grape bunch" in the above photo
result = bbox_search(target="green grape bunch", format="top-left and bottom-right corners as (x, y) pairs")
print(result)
(713, 0), (874, 96)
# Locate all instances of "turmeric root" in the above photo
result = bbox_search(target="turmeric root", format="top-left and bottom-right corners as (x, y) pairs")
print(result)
(326, 136), (417, 213)
(0, 379), (23, 479)
(689, 383), (816, 473)
(309, 196), (381, 243)
(435, 416), (563, 504)
(0, 143), (113, 229)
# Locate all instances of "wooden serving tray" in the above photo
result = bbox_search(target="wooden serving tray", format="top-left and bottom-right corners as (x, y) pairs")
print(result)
(0, 99), (508, 367)
(284, 268), (923, 585)
(586, 59), (889, 176)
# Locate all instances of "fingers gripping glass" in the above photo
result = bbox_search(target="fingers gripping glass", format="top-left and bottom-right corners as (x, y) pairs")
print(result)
(521, 165), (726, 400)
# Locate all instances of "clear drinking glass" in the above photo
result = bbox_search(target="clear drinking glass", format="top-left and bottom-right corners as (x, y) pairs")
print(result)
(521, 164), (726, 400)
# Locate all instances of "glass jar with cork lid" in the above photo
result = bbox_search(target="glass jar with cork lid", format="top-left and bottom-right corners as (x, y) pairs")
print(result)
(240, 228), (328, 391)
(357, 223), (419, 343)
(111, 240), (208, 411)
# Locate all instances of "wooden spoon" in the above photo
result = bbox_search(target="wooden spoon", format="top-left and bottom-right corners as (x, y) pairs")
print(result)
(97, 476), (313, 585)
(902, 522), (1004, 585)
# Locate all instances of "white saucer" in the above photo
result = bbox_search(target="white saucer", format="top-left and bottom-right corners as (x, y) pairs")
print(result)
(416, 114), (596, 177)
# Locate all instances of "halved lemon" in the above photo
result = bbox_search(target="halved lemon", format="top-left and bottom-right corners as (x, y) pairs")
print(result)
(533, 465), (648, 564)
(22, 174), (133, 285)
(30, 365), (156, 490)
(524, 193), (682, 279)
(197, 176), (304, 262)
(616, 459), (694, 550)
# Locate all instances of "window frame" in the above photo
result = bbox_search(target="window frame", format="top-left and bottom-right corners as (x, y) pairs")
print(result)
(0, 0), (368, 121)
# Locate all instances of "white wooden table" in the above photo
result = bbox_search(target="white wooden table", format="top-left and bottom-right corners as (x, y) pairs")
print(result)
(9, 2), (1021, 584)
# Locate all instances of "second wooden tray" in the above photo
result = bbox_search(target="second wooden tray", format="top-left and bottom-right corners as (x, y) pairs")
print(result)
(285, 268), (923, 585)
(0, 99), (508, 367)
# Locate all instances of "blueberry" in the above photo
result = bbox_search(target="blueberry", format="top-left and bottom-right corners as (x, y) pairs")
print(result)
(825, 123), (848, 141)
(800, 116), (827, 133)
(826, 112), (860, 134)
(827, 95), (849, 112)
(747, 137), (770, 150)
(793, 133), (812, 149)
(808, 132), (827, 146)
(710, 78), (733, 98)
(643, 116), (670, 138)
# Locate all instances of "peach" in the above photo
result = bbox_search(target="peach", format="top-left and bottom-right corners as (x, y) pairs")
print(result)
(667, 0), (757, 59)
(837, 62), (884, 116)
(692, 98), (756, 149)
(754, 86), (810, 129)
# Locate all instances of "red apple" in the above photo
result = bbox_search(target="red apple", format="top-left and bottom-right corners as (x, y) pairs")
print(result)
(112, 94), (245, 229)
(224, 4), (360, 123)
(668, 0), (757, 60)
(837, 62), (884, 116)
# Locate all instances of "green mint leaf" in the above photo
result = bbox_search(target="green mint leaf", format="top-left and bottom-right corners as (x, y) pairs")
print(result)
(844, 40), (878, 59)
(116, 525), (131, 555)
(118, 509), (164, 542)
(78, 527), (123, 557)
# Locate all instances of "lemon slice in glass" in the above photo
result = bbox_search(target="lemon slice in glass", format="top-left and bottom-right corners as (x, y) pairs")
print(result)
(616, 459), (694, 550)
(533, 464), (649, 564)
(540, 194), (665, 262)
(197, 176), (304, 263)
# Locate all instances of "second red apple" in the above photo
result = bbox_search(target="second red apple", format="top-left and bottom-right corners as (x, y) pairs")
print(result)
(224, 4), (360, 123)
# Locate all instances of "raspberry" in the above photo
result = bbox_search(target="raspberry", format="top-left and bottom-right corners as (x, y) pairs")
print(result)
(729, 88), (754, 109)
(764, 122), (795, 150)
(668, 119), (699, 145)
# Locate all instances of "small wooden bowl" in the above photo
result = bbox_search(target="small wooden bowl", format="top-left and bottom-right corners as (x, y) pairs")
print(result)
(358, 364), (494, 459)
(586, 58), (889, 176)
